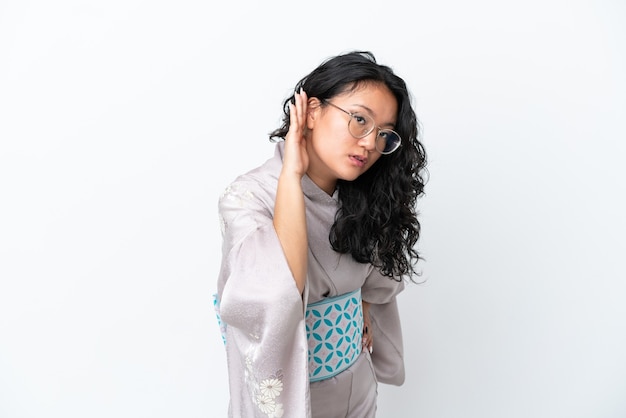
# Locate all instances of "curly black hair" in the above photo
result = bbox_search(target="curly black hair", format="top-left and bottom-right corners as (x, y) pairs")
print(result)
(269, 51), (428, 282)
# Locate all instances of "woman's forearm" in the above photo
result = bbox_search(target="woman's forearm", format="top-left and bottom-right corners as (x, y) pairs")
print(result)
(274, 171), (307, 294)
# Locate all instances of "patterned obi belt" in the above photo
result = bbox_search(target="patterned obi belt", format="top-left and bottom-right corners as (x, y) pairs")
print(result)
(305, 289), (363, 382)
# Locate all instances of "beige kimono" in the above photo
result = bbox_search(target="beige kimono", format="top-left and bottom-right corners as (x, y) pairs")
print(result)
(216, 141), (405, 418)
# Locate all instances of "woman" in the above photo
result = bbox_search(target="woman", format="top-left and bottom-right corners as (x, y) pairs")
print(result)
(215, 50), (427, 417)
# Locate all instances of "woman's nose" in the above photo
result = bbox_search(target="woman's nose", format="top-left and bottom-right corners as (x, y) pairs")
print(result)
(357, 129), (378, 152)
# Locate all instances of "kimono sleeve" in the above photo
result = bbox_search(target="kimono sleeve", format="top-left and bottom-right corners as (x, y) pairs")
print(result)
(361, 270), (406, 386)
(216, 181), (311, 418)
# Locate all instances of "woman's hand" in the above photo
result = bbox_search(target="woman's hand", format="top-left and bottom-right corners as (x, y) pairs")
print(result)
(362, 301), (373, 354)
(282, 89), (309, 178)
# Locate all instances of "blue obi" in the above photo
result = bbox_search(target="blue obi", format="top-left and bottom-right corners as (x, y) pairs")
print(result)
(305, 289), (363, 382)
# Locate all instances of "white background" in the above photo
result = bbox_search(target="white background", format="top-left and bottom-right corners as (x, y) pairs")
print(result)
(1, 0), (625, 417)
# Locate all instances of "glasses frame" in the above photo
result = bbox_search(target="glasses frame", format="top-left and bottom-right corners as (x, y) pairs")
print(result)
(322, 100), (402, 155)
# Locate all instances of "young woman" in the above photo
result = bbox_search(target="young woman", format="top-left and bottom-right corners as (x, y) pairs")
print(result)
(215, 51), (427, 417)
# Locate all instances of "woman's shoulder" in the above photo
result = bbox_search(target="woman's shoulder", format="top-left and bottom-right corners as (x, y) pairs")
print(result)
(218, 142), (284, 209)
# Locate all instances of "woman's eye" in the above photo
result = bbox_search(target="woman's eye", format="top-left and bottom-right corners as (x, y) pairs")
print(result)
(353, 115), (368, 126)
(378, 131), (389, 140)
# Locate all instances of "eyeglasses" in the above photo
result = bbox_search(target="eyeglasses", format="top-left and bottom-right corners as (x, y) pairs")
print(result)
(323, 100), (402, 155)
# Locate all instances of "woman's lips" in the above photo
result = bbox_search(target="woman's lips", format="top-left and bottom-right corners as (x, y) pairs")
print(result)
(349, 155), (367, 167)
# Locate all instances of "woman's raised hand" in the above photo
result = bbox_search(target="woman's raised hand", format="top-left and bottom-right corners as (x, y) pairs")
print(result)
(282, 89), (310, 178)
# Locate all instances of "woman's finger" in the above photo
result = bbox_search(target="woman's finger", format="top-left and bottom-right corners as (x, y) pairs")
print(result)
(362, 325), (373, 353)
(287, 90), (307, 142)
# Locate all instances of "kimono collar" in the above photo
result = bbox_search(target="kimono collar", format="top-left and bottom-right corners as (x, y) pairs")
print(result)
(302, 174), (338, 205)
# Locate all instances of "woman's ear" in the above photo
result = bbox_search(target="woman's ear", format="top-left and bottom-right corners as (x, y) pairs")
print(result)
(307, 97), (322, 130)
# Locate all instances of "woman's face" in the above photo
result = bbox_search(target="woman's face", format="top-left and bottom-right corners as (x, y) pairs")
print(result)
(306, 83), (398, 195)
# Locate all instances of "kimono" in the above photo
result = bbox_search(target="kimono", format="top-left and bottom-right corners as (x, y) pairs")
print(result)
(215, 141), (405, 418)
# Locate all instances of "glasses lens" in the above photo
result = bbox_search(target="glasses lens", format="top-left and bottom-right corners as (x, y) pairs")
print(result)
(348, 114), (375, 138)
(376, 130), (402, 154)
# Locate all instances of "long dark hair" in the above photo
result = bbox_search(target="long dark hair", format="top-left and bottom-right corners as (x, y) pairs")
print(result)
(269, 51), (428, 282)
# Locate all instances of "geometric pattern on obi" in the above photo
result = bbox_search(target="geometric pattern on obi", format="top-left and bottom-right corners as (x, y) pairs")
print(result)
(305, 288), (363, 382)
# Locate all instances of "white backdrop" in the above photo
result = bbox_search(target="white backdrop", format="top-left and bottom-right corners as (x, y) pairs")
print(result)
(1, 0), (625, 417)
